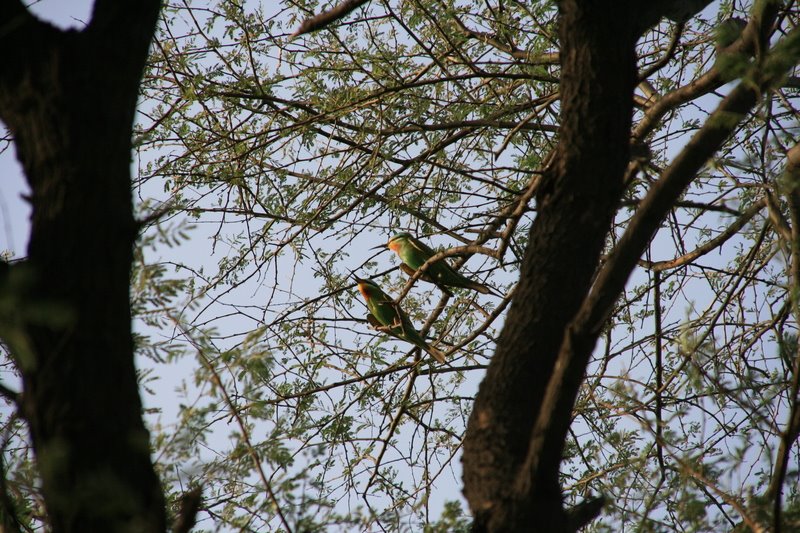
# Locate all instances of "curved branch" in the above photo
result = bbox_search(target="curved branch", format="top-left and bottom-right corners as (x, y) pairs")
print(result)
(449, 11), (559, 65)
(639, 196), (767, 272)
(632, 3), (773, 143)
(768, 142), (800, 532)
(291, 0), (369, 38)
(638, 21), (685, 81)
(519, 17), (799, 522)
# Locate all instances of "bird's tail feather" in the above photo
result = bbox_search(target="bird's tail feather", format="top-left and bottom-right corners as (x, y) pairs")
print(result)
(426, 345), (446, 364)
(468, 281), (502, 296)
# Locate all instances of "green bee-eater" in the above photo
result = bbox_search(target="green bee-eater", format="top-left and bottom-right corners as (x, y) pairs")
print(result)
(383, 232), (495, 295)
(354, 276), (446, 363)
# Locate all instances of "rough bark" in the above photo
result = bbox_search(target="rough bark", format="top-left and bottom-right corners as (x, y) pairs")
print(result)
(461, 2), (639, 530)
(461, 1), (785, 532)
(0, 1), (165, 531)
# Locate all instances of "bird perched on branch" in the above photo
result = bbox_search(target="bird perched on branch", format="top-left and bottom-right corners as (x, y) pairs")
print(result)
(378, 232), (497, 295)
(354, 276), (446, 363)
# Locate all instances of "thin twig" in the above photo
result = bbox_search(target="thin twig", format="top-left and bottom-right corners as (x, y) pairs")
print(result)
(173, 320), (294, 533)
(639, 197), (767, 272)
(639, 21), (685, 81)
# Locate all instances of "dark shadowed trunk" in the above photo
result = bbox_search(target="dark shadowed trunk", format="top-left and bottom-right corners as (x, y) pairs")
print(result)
(461, 1), (713, 531)
(0, 1), (165, 531)
(458, 0), (794, 530)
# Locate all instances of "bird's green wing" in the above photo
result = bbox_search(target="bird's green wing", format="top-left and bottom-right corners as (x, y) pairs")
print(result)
(408, 235), (438, 258)
(399, 262), (421, 278)
(369, 292), (447, 363)
(392, 302), (413, 333)
(366, 313), (382, 328)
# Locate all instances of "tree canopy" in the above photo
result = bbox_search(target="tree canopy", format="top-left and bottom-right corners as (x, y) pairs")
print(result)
(1, 0), (800, 531)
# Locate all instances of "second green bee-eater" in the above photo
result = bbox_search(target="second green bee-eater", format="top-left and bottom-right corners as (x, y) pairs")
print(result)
(355, 276), (446, 363)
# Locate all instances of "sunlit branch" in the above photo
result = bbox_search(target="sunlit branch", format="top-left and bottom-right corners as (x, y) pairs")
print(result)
(768, 142), (800, 533)
(291, 0), (370, 38)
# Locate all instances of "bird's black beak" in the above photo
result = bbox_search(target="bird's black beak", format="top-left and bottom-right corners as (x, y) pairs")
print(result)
(369, 242), (388, 251)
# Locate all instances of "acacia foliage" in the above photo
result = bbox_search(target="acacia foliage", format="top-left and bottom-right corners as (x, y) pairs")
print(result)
(136, 0), (800, 530)
(2, 0), (800, 531)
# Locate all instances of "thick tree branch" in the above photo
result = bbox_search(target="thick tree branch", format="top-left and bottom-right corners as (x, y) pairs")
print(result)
(518, 19), (800, 526)
(291, 0), (369, 38)
(632, 3), (775, 144)
(0, 382), (19, 406)
(768, 142), (800, 533)
(634, 0), (714, 37)
(463, 1), (643, 529)
(172, 486), (202, 533)
(0, 1), (59, 89)
(91, 0), (159, 28)
(0, 0), (38, 37)
(565, 495), (606, 532)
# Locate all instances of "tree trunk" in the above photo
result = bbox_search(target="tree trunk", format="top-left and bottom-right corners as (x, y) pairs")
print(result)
(461, 0), (739, 531)
(462, 2), (639, 530)
(0, 2), (165, 531)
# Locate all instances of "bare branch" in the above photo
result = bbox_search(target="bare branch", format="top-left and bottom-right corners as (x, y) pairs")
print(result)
(172, 486), (202, 533)
(449, 11), (559, 65)
(640, 197), (767, 272)
(768, 142), (800, 533)
(639, 21), (685, 81)
(290, 0), (369, 38)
